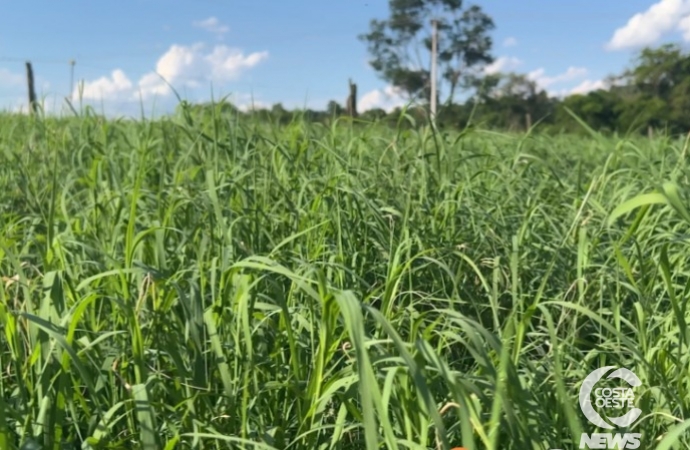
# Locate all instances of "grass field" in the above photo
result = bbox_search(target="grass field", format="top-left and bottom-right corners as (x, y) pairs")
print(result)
(1, 105), (690, 449)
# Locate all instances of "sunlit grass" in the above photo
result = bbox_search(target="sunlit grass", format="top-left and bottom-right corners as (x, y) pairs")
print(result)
(0, 105), (689, 449)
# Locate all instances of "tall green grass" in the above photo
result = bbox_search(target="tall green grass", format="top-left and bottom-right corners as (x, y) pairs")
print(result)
(0, 104), (689, 449)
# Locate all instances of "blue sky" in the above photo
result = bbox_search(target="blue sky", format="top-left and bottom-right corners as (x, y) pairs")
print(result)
(1, 0), (689, 117)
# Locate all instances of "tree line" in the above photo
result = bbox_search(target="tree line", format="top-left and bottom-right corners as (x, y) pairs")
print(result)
(187, 1), (690, 136)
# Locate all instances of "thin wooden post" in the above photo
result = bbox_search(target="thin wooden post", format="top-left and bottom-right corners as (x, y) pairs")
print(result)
(430, 18), (438, 122)
(26, 61), (38, 115)
(525, 112), (532, 130)
(346, 79), (358, 118)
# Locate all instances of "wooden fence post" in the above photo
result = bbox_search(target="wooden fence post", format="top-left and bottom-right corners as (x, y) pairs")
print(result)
(26, 61), (38, 115)
(346, 79), (358, 118)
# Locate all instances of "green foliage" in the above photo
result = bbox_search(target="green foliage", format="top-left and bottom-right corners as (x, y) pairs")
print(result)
(555, 90), (620, 134)
(500, 42), (690, 135)
(170, 42), (690, 137)
(359, 0), (494, 103)
(1, 107), (689, 449)
(460, 72), (555, 131)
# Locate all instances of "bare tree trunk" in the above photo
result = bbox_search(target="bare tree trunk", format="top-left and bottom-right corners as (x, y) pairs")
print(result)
(346, 79), (358, 118)
(648, 125), (653, 140)
(430, 18), (437, 121)
(525, 112), (532, 130)
(26, 61), (38, 115)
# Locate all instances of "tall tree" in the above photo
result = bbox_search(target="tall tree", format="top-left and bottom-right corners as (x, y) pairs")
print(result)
(359, 0), (495, 105)
(626, 43), (688, 98)
(613, 43), (690, 133)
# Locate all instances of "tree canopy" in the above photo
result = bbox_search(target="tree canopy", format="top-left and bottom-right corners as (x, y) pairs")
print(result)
(184, 26), (690, 137)
(359, 0), (495, 104)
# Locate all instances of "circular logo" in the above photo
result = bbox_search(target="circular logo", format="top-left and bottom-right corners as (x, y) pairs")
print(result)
(578, 366), (642, 429)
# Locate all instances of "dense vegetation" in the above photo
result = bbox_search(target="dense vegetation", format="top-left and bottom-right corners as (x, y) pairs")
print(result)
(1, 105), (690, 449)
(212, 42), (690, 138)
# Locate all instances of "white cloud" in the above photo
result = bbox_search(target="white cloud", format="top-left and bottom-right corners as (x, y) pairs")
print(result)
(238, 100), (270, 112)
(72, 43), (269, 104)
(483, 56), (522, 75)
(679, 14), (690, 40)
(138, 43), (268, 98)
(0, 68), (22, 86)
(528, 66), (588, 90)
(606, 0), (690, 50)
(205, 46), (268, 81)
(76, 69), (133, 100)
(137, 72), (172, 98)
(569, 79), (607, 95)
(503, 37), (518, 47)
(193, 17), (230, 38)
(359, 85), (407, 112)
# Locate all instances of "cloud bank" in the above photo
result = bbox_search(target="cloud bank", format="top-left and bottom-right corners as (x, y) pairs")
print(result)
(607, 0), (690, 50)
(359, 86), (407, 112)
(74, 43), (268, 104)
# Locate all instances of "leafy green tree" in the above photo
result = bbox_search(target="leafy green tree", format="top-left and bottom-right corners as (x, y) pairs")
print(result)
(626, 43), (688, 98)
(473, 72), (553, 130)
(269, 103), (290, 124)
(613, 43), (690, 133)
(326, 100), (344, 117)
(359, 0), (495, 105)
(555, 90), (620, 133)
(436, 101), (471, 128)
(669, 77), (690, 130)
(360, 108), (388, 122)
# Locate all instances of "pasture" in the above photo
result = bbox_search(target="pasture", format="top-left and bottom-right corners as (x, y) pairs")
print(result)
(1, 106), (689, 449)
